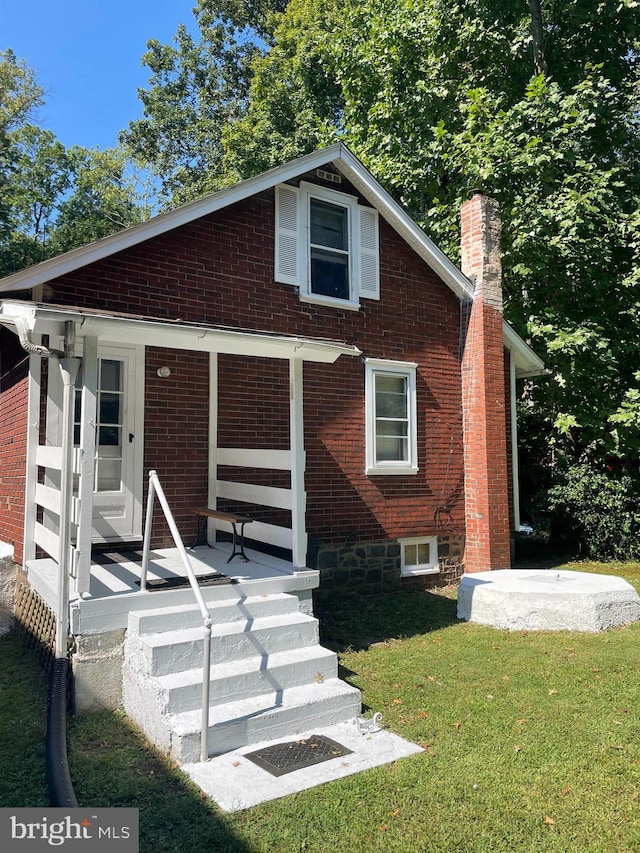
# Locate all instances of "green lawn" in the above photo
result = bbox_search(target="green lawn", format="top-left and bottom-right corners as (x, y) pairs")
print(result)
(1, 562), (639, 852)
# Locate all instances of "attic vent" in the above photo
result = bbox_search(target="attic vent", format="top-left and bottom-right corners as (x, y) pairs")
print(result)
(316, 169), (342, 184)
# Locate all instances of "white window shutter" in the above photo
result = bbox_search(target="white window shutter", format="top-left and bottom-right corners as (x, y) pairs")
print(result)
(275, 184), (300, 285)
(359, 206), (380, 299)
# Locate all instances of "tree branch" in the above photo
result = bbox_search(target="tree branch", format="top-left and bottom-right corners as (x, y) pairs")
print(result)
(528, 0), (549, 76)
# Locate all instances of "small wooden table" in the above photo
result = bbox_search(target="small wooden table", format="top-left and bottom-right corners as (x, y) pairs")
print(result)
(191, 508), (253, 563)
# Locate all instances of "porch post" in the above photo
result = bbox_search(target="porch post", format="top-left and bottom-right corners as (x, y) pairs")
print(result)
(75, 335), (98, 597)
(207, 352), (218, 544)
(289, 357), (307, 568)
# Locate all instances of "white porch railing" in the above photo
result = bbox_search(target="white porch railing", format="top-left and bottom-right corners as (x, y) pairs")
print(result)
(140, 470), (212, 763)
(215, 445), (306, 559)
(33, 443), (81, 577)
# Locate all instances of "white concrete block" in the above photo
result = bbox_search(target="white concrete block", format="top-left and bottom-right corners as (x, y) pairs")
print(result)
(155, 645), (338, 714)
(122, 598), (362, 768)
(457, 569), (640, 632)
(72, 629), (126, 713)
(131, 612), (320, 677)
(128, 592), (298, 637)
(171, 679), (363, 763)
(184, 721), (423, 812)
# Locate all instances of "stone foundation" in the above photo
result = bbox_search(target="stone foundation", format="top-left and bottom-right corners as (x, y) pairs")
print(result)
(0, 543), (15, 636)
(311, 533), (465, 596)
(72, 629), (126, 714)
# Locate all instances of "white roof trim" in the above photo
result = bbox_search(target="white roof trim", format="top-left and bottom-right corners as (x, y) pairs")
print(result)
(503, 321), (545, 377)
(0, 144), (473, 299)
(0, 301), (362, 364)
(0, 143), (540, 366)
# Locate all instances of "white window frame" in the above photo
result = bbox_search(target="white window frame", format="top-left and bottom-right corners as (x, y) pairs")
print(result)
(301, 182), (359, 308)
(275, 182), (379, 308)
(399, 536), (439, 577)
(365, 358), (418, 475)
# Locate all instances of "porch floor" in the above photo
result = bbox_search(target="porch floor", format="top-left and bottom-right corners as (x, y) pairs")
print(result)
(87, 541), (303, 598)
(26, 542), (319, 635)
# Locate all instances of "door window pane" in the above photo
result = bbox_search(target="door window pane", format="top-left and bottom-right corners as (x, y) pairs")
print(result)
(100, 360), (122, 392)
(96, 458), (122, 492)
(99, 393), (121, 425)
(96, 359), (124, 493)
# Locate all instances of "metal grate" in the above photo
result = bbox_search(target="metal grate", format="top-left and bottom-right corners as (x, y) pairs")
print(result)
(138, 572), (236, 590)
(245, 735), (352, 777)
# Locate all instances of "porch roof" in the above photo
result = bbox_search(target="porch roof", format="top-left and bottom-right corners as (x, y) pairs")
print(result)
(0, 300), (362, 363)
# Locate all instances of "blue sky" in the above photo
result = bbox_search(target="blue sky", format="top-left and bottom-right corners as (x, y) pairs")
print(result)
(2, 1), (198, 150)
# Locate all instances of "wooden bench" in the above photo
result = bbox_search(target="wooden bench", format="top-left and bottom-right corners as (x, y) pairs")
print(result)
(191, 508), (253, 563)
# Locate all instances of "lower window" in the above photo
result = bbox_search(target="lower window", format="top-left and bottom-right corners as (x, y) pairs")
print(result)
(365, 358), (418, 475)
(399, 536), (439, 577)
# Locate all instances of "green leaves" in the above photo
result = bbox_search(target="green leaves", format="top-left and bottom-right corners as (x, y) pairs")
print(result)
(0, 52), (148, 277)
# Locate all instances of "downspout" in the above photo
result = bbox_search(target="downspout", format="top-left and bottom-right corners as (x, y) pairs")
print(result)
(12, 316), (80, 806)
(50, 323), (80, 807)
(13, 315), (54, 357)
(55, 323), (80, 659)
(510, 356), (521, 532)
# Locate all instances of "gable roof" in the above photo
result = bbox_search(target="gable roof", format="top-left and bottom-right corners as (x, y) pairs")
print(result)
(0, 143), (474, 299)
(0, 143), (543, 375)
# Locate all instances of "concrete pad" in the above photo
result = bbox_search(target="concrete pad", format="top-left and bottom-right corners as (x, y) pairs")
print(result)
(182, 721), (423, 812)
(457, 569), (640, 632)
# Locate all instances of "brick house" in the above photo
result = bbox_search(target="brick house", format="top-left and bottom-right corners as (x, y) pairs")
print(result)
(0, 146), (542, 758)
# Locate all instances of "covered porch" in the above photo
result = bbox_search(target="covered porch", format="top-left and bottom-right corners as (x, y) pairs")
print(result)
(0, 299), (360, 640)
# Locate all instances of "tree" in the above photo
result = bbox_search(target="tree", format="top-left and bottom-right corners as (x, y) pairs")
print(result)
(123, 0), (640, 553)
(120, 0), (289, 204)
(0, 49), (46, 244)
(0, 125), (71, 273)
(0, 52), (148, 277)
(219, 0), (640, 548)
(49, 147), (145, 254)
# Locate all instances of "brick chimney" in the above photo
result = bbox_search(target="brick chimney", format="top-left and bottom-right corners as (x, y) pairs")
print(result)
(460, 192), (511, 572)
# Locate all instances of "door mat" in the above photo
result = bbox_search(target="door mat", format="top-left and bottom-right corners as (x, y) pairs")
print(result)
(139, 572), (237, 590)
(93, 550), (152, 565)
(244, 735), (352, 777)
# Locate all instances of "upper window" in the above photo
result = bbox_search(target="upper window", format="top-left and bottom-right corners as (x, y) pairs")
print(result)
(309, 198), (350, 300)
(365, 358), (418, 475)
(275, 181), (379, 308)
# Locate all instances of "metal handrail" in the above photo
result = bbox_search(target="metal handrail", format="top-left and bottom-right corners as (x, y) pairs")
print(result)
(140, 469), (212, 762)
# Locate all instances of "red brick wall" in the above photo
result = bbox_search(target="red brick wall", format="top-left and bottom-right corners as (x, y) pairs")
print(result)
(33, 180), (467, 554)
(0, 328), (29, 563)
(460, 193), (511, 572)
(144, 347), (210, 547)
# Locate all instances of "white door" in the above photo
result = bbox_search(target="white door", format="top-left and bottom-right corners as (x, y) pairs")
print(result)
(75, 344), (144, 541)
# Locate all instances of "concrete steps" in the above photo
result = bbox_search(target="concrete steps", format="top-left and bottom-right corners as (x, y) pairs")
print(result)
(122, 591), (361, 763)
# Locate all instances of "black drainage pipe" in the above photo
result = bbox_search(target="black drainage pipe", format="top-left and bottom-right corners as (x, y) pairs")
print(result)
(46, 657), (78, 807)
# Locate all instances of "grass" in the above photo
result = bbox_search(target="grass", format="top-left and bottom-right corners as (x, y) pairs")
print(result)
(1, 561), (639, 852)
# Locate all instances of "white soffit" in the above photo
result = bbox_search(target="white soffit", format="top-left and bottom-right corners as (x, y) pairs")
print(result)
(0, 301), (361, 364)
(503, 322), (545, 378)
